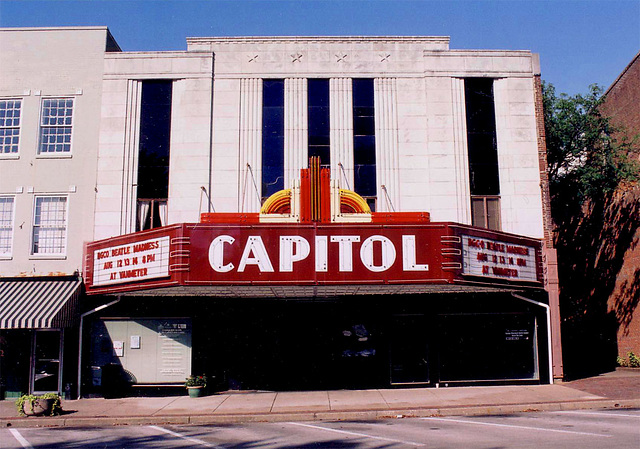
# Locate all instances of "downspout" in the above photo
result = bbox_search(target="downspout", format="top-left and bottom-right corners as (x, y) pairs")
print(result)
(512, 293), (553, 384)
(76, 297), (121, 399)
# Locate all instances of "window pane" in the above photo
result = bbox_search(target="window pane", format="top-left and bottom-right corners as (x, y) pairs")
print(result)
(471, 198), (486, 228)
(262, 79), (285, 201)
(0, 99), (21, 154)
(465, 79), (499, 196)
(0, 197), (14, 255)
(39, 98), (73, 154)
(32, 196), (67, 254)
(486, 198), (501, 230)
(353, 79), (377, 199)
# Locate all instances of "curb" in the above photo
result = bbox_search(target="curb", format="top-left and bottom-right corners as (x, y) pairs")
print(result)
(2, 399), (639, 429)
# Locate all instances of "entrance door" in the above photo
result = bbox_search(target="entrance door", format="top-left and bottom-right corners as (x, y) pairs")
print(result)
(389, 315), (430, 385)
(31, 330), (62, 393)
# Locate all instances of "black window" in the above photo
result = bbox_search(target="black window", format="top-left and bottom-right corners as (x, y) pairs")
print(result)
(464, 78), (499, 196)
(307, 79), (330, 166)
(262, 79), (285, 201)
(352, 79), (377, 205)
(137, 80), (172, 230)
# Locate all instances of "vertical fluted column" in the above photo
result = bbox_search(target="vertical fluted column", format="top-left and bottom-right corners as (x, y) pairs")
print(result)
(374, 78), (399, 212)
(451, 77), (471, 224)
(284, 78), (308, 188)
(329, 78), (354, 190)
(238, 78), (263, 212)
(122, 79), (142, 234)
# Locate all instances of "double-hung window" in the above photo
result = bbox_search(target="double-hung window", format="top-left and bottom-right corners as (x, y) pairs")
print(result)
(0, 197), (15, 257)
(0, 99), (21, 155)
(39, 98), (74, 154)
(32, 196), (68, 255)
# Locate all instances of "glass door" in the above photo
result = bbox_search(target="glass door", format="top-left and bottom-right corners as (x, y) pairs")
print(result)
(31, 330), (62, 393)
(389, 315), (430, 385)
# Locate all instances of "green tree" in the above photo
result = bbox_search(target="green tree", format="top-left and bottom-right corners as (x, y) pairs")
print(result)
(543, 82), (638, 226)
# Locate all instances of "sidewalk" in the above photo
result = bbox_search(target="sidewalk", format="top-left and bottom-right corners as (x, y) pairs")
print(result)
(2, 368), (639, 428)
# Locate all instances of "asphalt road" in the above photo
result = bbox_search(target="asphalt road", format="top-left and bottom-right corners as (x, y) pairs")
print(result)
(2, 409), (638, 449)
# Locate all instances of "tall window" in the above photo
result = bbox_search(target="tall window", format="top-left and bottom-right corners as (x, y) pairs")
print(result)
(262, 79), (285, 201)
(39, 98), (74, 154)
(308, 79), (330, 167)
(465, 78), (500, 230)
(137, 80), (172, 231)
(0, 196), (14, 257)
(32, 196), (67, 255)
(0, 99), (21, 155)
(352, 79), (377, 211)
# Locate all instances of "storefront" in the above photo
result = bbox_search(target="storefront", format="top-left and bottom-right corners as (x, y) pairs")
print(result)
(81, 181), (552, 394)
(0, 275), (81, 399)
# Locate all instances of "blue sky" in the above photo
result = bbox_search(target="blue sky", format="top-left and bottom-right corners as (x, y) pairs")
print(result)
(1, 0), (638, 96)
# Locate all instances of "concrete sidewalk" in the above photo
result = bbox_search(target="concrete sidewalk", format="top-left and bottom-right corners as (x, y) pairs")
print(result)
(2, 369), (639, 428)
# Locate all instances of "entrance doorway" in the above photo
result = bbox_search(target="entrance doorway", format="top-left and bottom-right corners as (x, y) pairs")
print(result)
(31, 330), (62, 393)
(389, 315), (430, 385)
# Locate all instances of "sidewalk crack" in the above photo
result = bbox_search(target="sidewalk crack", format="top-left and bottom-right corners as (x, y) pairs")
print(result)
(377, 389), (391, 409)
(152, 397), (182, 416)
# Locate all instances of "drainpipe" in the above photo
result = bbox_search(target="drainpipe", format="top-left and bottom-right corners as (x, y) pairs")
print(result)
(76, 297), (121, 399)
(512, 293), (553, 384)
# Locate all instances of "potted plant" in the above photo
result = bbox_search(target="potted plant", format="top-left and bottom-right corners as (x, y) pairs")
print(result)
(16, 393), (62, 417)
(185, 374), (207, 398)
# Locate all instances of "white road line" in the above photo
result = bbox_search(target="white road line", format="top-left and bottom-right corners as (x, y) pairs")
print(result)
(420, 417), (612, 438)
(148, 425), (223, 448)
(288, 422), (424, 446)
(556, 410), (640, 418)
(9, 429), (34, 449)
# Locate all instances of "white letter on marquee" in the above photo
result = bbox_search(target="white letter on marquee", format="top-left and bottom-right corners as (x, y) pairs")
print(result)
(402, 235), (429, 271)
(280, 236), (310, 272)
(238, 236), (274, 272)
(209, 235), (235, 273)
(360, 235), (396, 272)
(330, 236), (360, 272)
(315, 236), (328, 272)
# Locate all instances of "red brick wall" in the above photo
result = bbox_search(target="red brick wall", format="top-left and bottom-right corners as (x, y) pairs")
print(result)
(601, 52), (640, 360)
(601, 51), (640, 141)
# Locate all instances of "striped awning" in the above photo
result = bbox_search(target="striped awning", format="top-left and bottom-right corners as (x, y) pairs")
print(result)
(0, 277), (82, 329)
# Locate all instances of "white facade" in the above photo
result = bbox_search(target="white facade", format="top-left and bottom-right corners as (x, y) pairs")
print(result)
(94, 36), (546, 242)
(0, 27), (119, 277)
(0, 30), (548, 271)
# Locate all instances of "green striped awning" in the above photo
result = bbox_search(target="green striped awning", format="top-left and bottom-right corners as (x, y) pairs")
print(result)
(0, 277), (81, 329)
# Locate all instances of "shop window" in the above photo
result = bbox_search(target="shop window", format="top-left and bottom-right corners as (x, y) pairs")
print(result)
(137, 80), (172, 231)
(0, 99), (21, 155)
(308, 79), (330, 167)
(471, 196), (501, 231)
(353, 79), (377, 209)
(465, 78), (500, 228)
(0, 196), (14, 257)
(32, 196), (67, 255)
(262, 79), (285, 202)
(38, 98), (73, 154)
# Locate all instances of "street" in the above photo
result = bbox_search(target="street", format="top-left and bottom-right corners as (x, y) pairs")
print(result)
(1, 409), (639, 448)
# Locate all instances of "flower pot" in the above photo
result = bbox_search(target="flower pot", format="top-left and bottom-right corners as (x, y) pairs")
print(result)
(22, 398), (54, 416)
(187, 386), (204, 398)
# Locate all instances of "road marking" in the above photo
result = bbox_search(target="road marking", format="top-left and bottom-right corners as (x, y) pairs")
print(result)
(557, 410), (640, 418)
(288, 422), (424, 446)
(148, 425), (223, 448)
(421, 417), (613, 437)
(9, 429), (34, 449)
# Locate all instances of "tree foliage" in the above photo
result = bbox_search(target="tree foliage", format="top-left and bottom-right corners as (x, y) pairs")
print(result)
(542, 82), (638, 226)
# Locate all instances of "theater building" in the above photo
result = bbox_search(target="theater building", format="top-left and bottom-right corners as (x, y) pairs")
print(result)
(1, 28), (564, 397)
